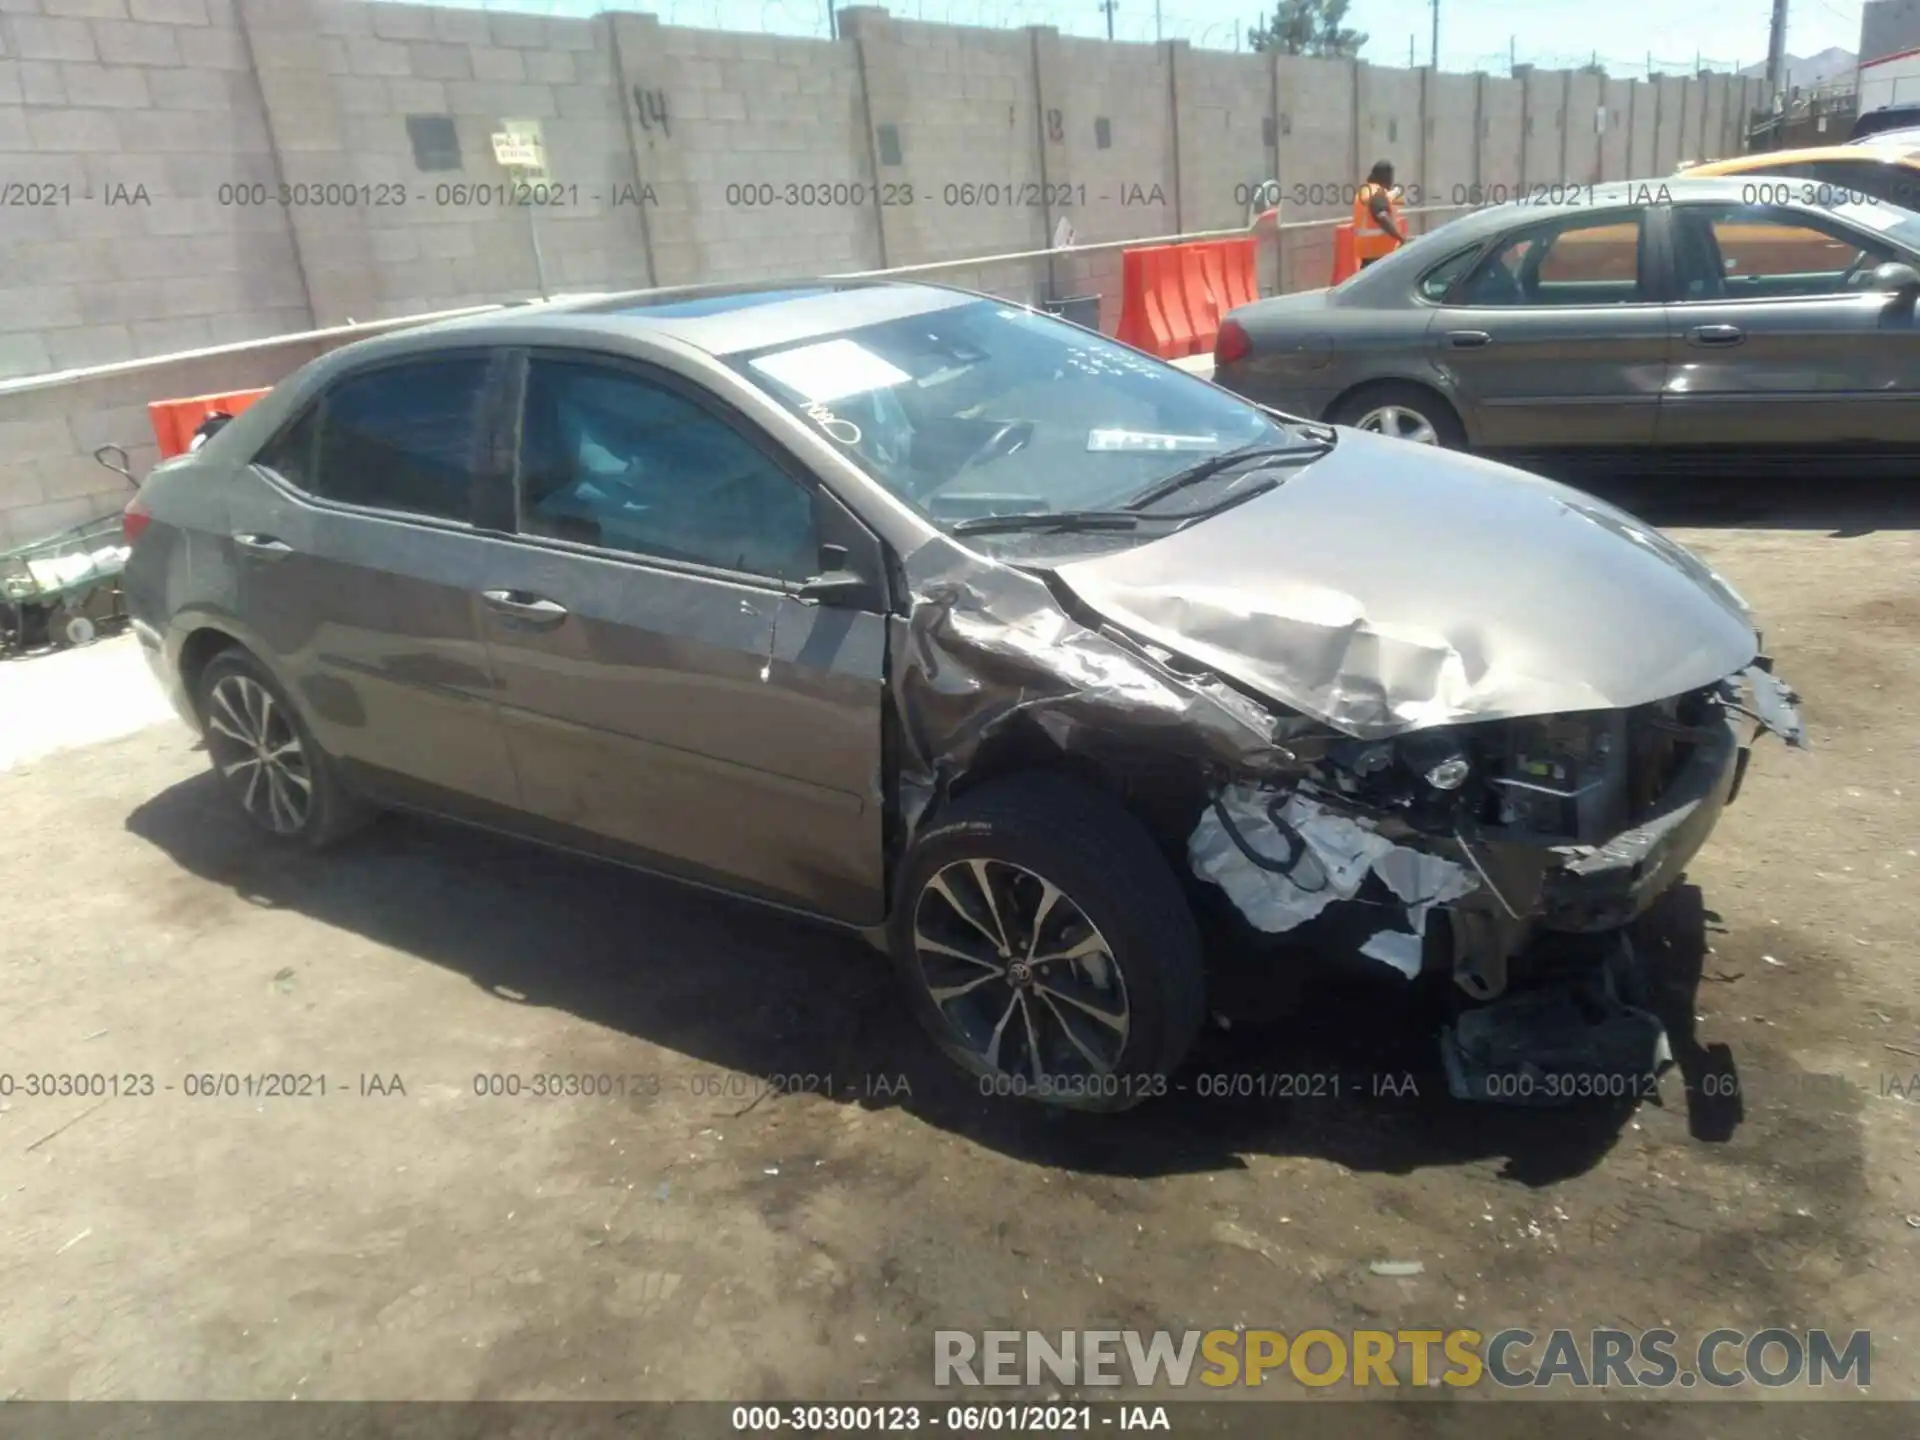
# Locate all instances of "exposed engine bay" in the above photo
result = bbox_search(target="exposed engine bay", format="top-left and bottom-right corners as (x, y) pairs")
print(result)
(1187, 664), (1803, 1002)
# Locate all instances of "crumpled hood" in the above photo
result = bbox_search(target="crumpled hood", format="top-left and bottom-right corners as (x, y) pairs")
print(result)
(1050, 430), (1760, 738)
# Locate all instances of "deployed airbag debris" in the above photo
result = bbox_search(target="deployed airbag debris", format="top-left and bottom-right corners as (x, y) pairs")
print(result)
(1189, 785), (1478, 971)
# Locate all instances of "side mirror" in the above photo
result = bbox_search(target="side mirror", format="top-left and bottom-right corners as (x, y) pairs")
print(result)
(1870, 261), (1920, 298)
(796, 543), (884, 611)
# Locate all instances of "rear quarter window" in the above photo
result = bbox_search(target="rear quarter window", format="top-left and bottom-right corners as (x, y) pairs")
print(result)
(255, 406), (319, 489)
(1417, 245), (1483, 301)
(309, 357), (492, 523)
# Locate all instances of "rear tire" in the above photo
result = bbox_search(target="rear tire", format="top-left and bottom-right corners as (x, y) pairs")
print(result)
(890, 774), (1206, 1112)
(195, 649), (370, 850)
(1330, 381), (1466, 449)
(43, 605), (84, 650)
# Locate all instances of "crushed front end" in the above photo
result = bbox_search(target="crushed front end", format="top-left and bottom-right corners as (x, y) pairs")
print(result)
(1186, 661), (1805, 1102)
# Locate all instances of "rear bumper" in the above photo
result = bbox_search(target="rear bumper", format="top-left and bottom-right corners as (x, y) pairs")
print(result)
(132, 616), (197, 730)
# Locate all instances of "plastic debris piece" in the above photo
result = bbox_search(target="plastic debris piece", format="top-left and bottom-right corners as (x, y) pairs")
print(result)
(1440, 947), (1672, 1107)
(1359, 929), (1424, 979)
(1190, 785), (1477, 944)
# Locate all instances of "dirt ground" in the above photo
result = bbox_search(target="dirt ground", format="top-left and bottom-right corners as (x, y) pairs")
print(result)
(1, 473), (1916, 1415)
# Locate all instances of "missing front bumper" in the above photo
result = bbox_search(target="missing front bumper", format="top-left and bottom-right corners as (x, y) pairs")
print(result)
(1190, 661), (1805, 1003)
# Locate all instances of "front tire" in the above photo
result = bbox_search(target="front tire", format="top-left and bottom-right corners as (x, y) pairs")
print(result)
(891, 774), (1206, 1112)
(195, 649), (369, 849)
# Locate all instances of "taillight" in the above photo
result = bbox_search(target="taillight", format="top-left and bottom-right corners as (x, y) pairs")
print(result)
(1214, 318), (1252, 367)
(123, 494), (152, 546)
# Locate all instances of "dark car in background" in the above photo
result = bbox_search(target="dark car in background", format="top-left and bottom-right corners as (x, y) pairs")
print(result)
(1211, 176), (1920, 475)
(121, 280), (1802, 1110)
(1852, 103), (1920, 141)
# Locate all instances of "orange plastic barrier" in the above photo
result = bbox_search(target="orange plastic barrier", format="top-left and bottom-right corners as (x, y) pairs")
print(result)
(1177, 245), (1217, 353)
(1218, 236), (1257, 311)
(1330, 224), (1359, 286)
(149, 387), (270, 460)
(1146, 246), (1196, 357)
(1115, 247), (1155, 351)
(1115, 237), (1260, 360)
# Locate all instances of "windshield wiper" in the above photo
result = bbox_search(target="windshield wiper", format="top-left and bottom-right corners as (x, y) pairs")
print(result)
(1122, 437), (1334, 512)
(948, 509), (1142, 536)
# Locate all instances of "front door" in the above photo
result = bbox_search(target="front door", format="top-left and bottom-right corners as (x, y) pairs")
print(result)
(233, 351), (522, 815)
(1427, 207), (1669, 451)
(1657, 200), (1920, 450)
(472, 350), (890, 925)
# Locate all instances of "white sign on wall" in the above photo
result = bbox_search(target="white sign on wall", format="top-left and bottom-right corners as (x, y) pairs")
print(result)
(491, 119), (547, 177)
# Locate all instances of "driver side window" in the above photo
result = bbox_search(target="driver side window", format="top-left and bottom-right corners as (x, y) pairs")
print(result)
(515, 358), (818, 584)
(1457, 212), (1647, 307)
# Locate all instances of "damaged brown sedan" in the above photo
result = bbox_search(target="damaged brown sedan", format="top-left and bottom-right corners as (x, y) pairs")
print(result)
(122, 279), (1804, 1113)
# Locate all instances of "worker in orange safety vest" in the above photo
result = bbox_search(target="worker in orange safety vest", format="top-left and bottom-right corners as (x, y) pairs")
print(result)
(1352, 160), (1406, 267)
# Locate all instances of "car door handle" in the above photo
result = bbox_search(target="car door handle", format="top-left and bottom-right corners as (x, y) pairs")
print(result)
(1445, 330), (1492, 349)
(480, 589), (569, 626)
(1689, 324), (1744, 346)
(232, 532), (292, 557)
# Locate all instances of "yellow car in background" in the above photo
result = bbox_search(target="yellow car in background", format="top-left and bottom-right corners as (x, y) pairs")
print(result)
(1684, 141), (1920, 213)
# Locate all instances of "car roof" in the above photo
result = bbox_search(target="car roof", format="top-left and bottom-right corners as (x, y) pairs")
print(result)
(1687, 143), (1920, 172)
(373, 278), (984, 361)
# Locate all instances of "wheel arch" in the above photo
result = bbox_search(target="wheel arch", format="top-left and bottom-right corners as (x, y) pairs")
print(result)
(1325, 375), (1473, 446)
(176, 624), (246, 707)
(919, 718), (1215, 887)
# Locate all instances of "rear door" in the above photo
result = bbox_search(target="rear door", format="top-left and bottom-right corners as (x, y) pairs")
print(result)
(234, 351), (522, 815)
(1656, 201), (1920, 449)
(470, 349), (892, 925)
(1424, 206), (1669, 449)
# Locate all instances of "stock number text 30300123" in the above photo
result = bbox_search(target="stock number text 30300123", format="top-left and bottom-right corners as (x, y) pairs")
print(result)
(729, 1404), (1170, 1432)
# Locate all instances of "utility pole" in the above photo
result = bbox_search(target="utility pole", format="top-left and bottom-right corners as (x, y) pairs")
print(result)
(1764, 0), (1789, 106)
(1153, 0), (1160, 42)
(1431, 0), (1439, 70)
(1509, 35), (1516, 74)
(1408, 35), (1414, 67)
(1100, 0), (1116, 41)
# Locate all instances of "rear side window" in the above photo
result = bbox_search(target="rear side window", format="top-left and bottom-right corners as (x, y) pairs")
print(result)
(1457, 211), (1646, 306)
(256, 406), (319, 489)
(311, 357), (491, 522)
(1417, 245), (1484, 301)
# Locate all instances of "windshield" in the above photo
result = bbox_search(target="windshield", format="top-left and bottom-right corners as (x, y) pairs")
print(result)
(726, 299), (1292, 533)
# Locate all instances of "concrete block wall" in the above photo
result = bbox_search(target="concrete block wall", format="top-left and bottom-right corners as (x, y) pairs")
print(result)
(1424, 72), (1477, 202)
(618, 17), (879, 287)
(1, 0), (1758, 546)
(1602, 77), (1633, 177)
(1478, 75), (1525, 191)
(241, 0), (650, 322)
(0, 341), (328, 548)
(0, 0), (313, 384)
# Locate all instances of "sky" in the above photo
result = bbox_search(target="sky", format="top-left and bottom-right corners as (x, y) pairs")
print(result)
(556, 0), (1866, 74)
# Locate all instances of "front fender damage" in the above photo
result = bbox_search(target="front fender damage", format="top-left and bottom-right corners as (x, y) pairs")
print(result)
(888, 540), (1807, 1107)
(890, 543), (1303, 837)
